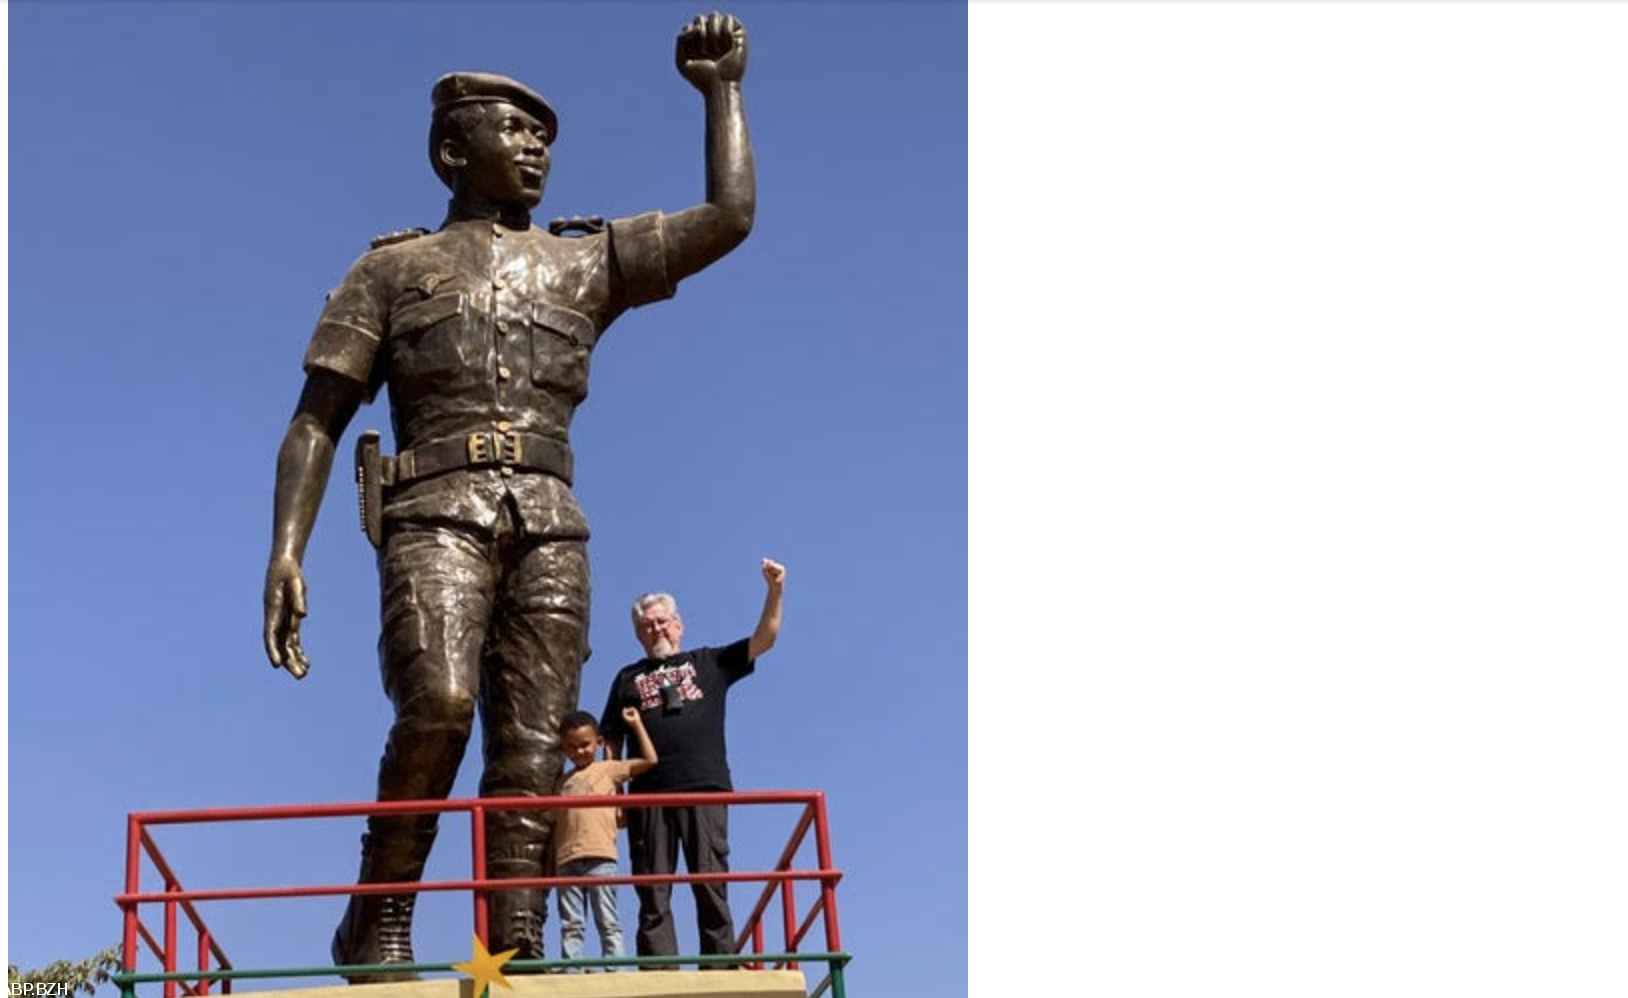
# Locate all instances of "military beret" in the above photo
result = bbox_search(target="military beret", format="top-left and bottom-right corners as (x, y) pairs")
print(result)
(430, 72), (558, 145)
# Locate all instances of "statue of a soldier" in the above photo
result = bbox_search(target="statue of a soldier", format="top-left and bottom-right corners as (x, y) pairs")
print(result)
(262, 12), (754, 977)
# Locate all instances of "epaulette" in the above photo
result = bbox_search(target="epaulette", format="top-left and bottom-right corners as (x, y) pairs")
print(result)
(369, 227), (431, 249)
(548, 215), (607, 237)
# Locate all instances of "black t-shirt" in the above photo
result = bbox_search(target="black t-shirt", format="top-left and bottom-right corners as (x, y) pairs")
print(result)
(599, 639), (755, 793)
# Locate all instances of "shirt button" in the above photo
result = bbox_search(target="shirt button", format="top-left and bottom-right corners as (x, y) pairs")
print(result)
(497, 365), (512, 380)
(493, 278), (506, 292)
(493, 224), (505, 238)
(496, 319), (510, 334)
(501, 466), (515, 477)
(496, 420), (512, 432)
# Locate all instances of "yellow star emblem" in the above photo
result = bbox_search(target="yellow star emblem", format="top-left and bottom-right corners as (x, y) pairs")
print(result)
(452, 934), (519, 998)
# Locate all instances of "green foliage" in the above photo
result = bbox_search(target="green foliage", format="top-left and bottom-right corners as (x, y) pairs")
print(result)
(7, 947), (122, 998)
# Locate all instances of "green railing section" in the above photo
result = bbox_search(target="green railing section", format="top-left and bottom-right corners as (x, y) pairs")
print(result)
(112, 952), (851, 998)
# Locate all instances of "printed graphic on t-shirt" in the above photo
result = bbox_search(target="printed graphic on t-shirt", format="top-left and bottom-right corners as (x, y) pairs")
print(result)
(633, 661), (704, 710)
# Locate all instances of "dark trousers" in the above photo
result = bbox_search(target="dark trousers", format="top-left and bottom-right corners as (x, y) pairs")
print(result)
(627, 804), (734, 959)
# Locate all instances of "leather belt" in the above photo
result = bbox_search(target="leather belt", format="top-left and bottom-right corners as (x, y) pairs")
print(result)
(385, 430), (573, 487)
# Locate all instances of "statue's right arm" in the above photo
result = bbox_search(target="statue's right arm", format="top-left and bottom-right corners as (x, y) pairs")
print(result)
(263, 369), (364, 679)
(660, 12), (755, 284)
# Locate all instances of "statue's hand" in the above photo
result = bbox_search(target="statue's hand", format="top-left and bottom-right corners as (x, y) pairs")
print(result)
(263, 555), (311, 680)
(676, 11), (747, 91)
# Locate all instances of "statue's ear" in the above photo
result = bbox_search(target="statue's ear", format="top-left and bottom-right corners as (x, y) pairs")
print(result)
(438, 136), (467, 175)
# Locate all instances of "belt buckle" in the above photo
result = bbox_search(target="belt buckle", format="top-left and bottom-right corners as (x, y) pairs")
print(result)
(467, 430), (521, 466)
(495, 431), (522, 465)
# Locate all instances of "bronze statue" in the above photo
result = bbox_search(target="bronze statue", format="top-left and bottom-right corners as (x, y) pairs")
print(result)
(261, 12), (754, 978)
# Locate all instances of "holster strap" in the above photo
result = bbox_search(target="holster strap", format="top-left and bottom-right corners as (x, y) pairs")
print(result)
(386, 430), (573, 487)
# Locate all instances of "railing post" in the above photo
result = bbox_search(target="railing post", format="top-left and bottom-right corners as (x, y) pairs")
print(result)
(812, 793), (841, 952)
(163, 881), (179, 998)
(196, 930), (212, 996)
(471, 804), (489, 945)
(123, 816), (142, 974)
(752, 921), (764, 970)
(781, 878), (799, 971)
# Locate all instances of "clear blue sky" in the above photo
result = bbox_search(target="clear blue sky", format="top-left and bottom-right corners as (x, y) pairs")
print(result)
(6, 3), (966, 994)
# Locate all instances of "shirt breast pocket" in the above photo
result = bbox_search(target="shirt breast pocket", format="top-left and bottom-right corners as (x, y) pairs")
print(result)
(529, 301), (598, 403)
(388, 289), (468, 384)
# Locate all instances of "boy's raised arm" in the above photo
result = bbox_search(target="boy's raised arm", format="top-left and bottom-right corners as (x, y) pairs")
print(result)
(622, 707), (659, 777)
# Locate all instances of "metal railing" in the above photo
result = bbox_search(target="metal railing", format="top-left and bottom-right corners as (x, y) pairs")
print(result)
(113, 790), (850, 997)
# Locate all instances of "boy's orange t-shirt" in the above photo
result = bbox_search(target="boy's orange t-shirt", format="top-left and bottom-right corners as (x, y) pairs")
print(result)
(554, 759), (636, 866)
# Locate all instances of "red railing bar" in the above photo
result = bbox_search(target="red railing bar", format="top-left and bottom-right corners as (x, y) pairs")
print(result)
(128, 790), (824, 825)
(769, 805), (817, 876)
(132, 921), (199, 998)
(771, 896), (826, 971)
(118, 868), (842, 905)
(197, 930), (212, 996)
(733, 803), (817, 951)
(123, 816), (142, 972)
(137, 922), (164, 966)
(139, 828), (187, 896)
(812, 792), (841, 952)
(780, 878), (799, 971)
(790, 895), (827, 950)
(471, 805), (488, 946)
(163, 882), (179, 998)
(139, 828), (233, 968)
(751, 921), (765, 969)
(125, 898), (233, 974)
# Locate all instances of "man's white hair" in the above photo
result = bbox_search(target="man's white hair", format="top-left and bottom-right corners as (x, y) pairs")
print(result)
(631, 591), (680, 622)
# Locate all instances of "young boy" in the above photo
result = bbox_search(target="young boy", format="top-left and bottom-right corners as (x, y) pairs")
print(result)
(553, 706), (657, 971)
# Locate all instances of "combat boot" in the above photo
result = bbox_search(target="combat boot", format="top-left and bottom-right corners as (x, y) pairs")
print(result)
(331, 826), (436, 983)
(485, 852), (548, 967)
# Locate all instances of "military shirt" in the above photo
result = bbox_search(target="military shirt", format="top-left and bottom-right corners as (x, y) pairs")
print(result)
(303, 210), (673, 538)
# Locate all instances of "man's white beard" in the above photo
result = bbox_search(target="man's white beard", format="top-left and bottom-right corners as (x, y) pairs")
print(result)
(650, 636), (678, 658)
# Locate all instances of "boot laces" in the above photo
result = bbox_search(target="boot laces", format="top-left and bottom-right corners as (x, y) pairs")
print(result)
(508, 909), (544, 959)
(377, 895), (417, 962)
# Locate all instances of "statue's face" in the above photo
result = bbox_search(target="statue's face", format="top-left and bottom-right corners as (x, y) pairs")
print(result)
(455, 101), (551, 208)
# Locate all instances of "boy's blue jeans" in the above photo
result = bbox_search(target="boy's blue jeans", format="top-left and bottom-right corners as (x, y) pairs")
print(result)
(557, 858), (624, 969)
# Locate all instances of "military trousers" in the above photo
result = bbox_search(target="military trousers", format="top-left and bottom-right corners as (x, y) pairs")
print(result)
(363, 508), (590, 944)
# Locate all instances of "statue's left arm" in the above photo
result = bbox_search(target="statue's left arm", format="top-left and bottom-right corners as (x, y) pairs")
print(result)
(661, 12), (756, 283)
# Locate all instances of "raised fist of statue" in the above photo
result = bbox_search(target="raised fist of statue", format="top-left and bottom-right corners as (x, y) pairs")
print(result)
(676, 11), (748, 91)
